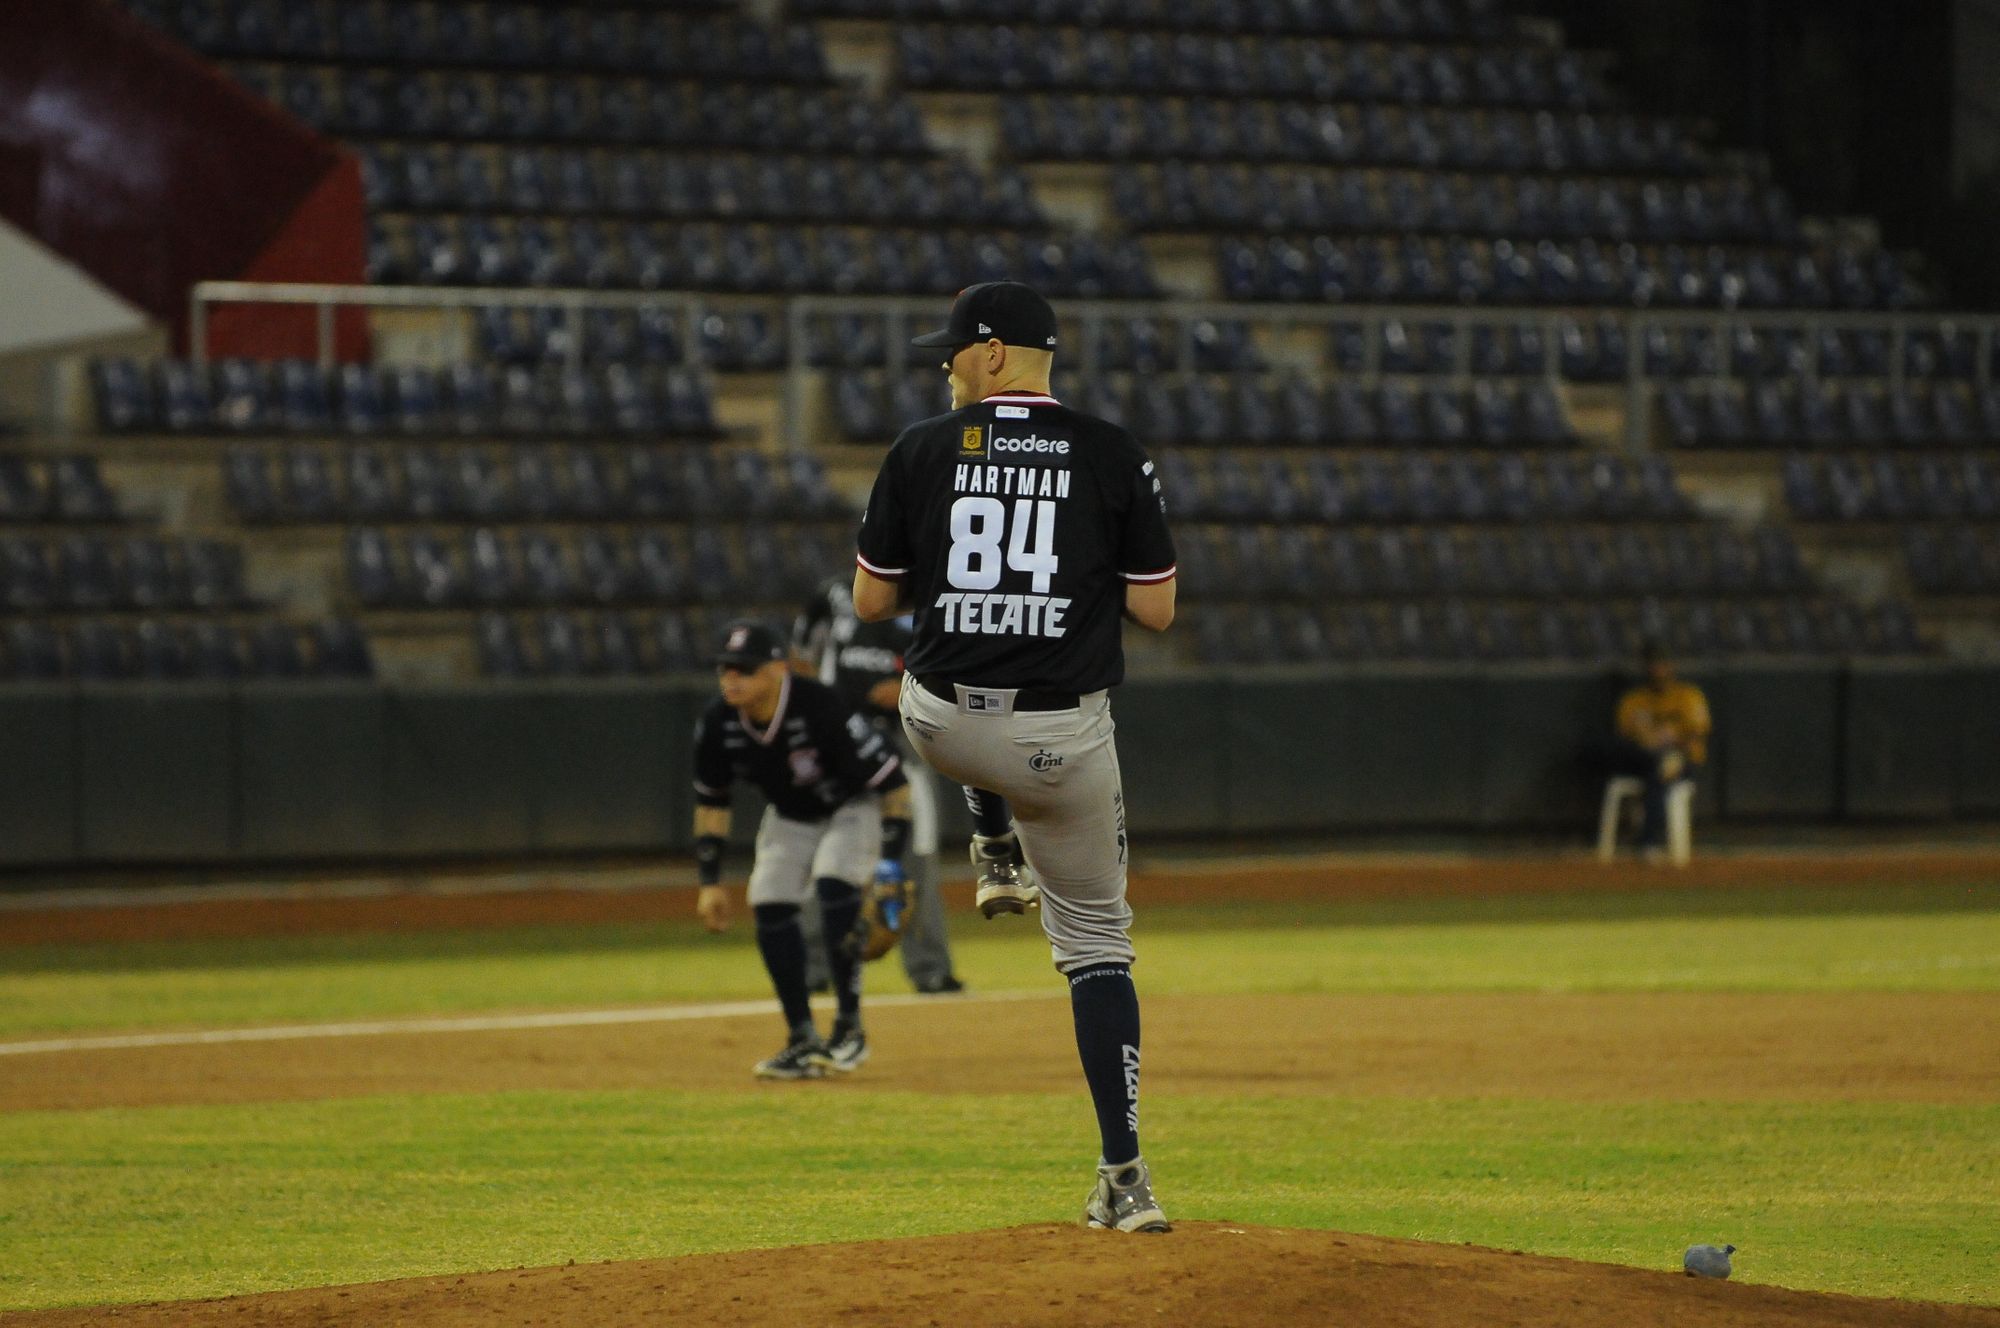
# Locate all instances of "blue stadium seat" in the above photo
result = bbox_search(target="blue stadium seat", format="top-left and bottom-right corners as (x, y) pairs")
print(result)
(92, 359), (156, 432)
(1, 538), (53, 612)
(435, 450), (499, 522)
(520, 531), (576, 604)
(155, 360), (214, 432)
(310, 619), (373, 677)
(537, 610), (589, 675)
(6, 621), (64, 680)
(0, 457), (46, 521)
(336, 364), (390, 435)
(408, 532), (467, 606)
(211, 359), (273, 434)
(187, 621), (246, 680)
(386, 366), (443, 437)
(282, 446), (339, 521)
(593, 614), (644, 675)
(58, 535), (119, 610)
(133, 618), (191, 681)
(275, 360), (333, 433)
(512, 448), (563, 520)
(185, 541), (245, 610)
(50, 457), (118, 522)
(122, 537), (178, 610)
(577, 532), (631, 605)
(342, 447), (399, 521)
(465, 528), (518, 607)
(245, 621), (307, 678)
(478, 613), (531, 678)
(71, 621), (135, 681)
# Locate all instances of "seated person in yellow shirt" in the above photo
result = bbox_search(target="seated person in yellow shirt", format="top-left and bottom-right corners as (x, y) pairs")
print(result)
(1612, 642), (1712, 854)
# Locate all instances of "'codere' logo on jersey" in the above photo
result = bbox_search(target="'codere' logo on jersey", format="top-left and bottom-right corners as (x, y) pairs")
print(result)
(960, 426), (986, 458)
(993, 433), (1070, 455)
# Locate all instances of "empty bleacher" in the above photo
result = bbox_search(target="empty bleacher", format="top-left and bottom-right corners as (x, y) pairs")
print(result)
(42, 0), (1983, 684)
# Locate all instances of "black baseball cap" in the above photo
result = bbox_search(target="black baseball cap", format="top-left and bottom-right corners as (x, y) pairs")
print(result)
(713, 619), (785, 668)
(911, 281), (1059, 351)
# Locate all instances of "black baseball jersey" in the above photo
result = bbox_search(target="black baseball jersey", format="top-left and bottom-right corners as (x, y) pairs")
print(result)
(794, 580), (911, 727)
(855, 390), (1176, 694)
(693, 673), (906, 822)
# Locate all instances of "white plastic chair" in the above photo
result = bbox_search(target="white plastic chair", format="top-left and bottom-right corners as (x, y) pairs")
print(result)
(1596, 776), (1693, 866)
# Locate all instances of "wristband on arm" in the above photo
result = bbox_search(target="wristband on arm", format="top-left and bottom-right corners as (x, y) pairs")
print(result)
(879, 816), (911, 864)
(694, 835), (726, 886)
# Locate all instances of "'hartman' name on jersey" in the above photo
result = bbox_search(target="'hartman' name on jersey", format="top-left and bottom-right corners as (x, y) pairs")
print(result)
(954, 464), (1072, 498)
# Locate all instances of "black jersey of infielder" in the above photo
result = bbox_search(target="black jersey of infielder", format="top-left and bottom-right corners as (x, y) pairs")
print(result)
(855, 390), (1176, 694)
(693, 673), (906, 822)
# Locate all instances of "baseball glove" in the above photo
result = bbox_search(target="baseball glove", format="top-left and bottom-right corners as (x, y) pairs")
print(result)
(851, 862), (911, 962)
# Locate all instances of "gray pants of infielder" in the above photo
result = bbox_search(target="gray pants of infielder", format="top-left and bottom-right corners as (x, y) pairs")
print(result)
(749, 798), (881, 909)
(899, 681), (1133, 973)
(800, 746), (956, 989)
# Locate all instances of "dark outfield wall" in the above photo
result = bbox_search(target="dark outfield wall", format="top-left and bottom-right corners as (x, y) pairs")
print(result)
(0, 663), (1995, 871)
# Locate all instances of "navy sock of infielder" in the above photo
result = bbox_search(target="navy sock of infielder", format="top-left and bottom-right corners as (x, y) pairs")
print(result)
(752, 903), (814, 1038)
(815, 877), (864, 1024)
(963, 786), (1014, 839)
(1067, 963), (1142, 1167)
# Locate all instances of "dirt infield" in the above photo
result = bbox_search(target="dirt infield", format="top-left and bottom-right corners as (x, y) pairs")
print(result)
(4, 849), (1996, 1326)
(4, 989), (1995, 1113)
(6, 846), (1998, 947)
(8, 1224), (1999, 1328)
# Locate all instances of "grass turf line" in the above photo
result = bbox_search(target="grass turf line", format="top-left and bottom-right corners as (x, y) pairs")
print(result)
(1, 1091), (1994, 1311)
(1, 883), (1995, 1037)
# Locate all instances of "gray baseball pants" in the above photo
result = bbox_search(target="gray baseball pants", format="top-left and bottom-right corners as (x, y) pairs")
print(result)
(748, 798), (880, 908)
(899, 679), (1134, 973)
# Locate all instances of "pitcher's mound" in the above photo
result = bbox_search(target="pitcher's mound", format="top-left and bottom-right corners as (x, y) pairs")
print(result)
(11, 1223), (1998, 1327)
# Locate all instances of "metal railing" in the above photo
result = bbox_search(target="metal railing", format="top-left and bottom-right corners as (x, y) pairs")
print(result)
(1619, 308), (2000, 448)
(191, 280), (2000, 454)
(189, 281), (713, 372)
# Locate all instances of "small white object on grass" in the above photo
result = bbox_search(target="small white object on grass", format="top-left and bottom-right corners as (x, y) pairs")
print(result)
(1683, 1244), (1735, 1278)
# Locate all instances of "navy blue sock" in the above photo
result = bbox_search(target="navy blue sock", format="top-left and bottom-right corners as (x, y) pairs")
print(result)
(1067, 962), (1142, 1167)
(815, 877), (863, 1023)
(964, 787), (1013, 839)
(752, 903), (813, 1037)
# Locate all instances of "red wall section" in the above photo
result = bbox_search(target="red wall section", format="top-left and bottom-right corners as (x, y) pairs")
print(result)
(0, 0), (367, 357)
(209, 157), (370, 361)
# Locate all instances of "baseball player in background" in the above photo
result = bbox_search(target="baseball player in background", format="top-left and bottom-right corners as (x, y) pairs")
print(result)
(692, 619), (912, 1079)
(794, 578), (965, 994)
(852, 281), (1179, 1233)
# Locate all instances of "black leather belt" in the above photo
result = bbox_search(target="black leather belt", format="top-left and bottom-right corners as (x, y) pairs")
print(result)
(914, 674), (1080, 712)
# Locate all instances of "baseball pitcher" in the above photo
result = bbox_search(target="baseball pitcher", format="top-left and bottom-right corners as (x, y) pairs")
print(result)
(852, 281), (1178, 1232)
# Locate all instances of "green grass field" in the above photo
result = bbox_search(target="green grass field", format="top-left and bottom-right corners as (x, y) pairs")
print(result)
(2, 878), (1996, 1312)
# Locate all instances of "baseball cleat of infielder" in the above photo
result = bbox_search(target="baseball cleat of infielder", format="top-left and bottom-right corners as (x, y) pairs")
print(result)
(970, 834), (1041, 918)
(825, 1019), (870, 1072)
(753, 1035), (833, 1080)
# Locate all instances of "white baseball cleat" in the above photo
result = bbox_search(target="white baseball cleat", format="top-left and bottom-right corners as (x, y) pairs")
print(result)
(971, 833), (1041, 918)
(1083, 1156), (1171, 1233)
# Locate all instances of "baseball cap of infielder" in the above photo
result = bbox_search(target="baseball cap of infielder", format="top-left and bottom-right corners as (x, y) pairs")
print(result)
(911, 281), (1059, 351)
(712, 619), (785, 668)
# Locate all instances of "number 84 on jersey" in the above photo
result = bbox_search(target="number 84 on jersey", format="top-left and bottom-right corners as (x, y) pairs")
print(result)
(938, 495), (1070, 639)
